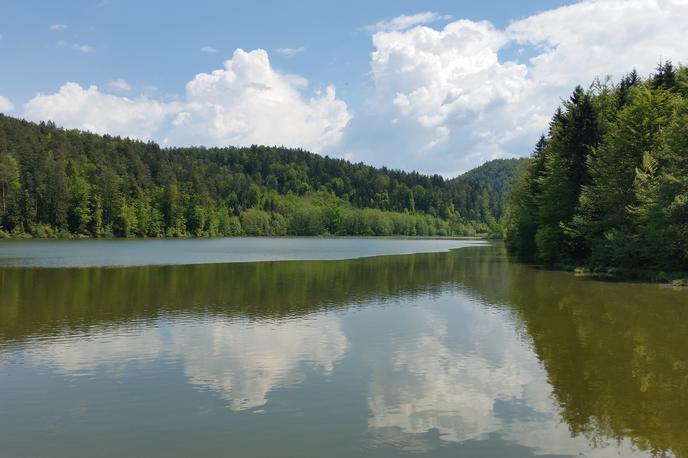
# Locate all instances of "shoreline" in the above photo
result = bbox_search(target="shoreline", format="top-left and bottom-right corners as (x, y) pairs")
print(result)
(525, 261), (688, 288)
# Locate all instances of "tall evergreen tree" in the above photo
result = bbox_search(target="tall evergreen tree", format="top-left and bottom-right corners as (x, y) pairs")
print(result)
(652, 60), (677, 91)
(507, 62), (688, 277)
(506, 136), (547, 257)
(574, 87), (673, 267)
(534, 86), (601, 263)
(629, 98), (688, 270)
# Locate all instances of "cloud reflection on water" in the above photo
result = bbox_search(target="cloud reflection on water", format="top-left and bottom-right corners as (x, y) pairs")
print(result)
(364, 297), (648, 456)
(26, 314), (347, 411)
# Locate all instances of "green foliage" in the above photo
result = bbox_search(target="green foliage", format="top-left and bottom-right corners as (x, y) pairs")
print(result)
(535, 86), (602, 262)
(0, 114), (523, 238)
(0, 153), (21, 232)
(505, 137), (547, 257)
(447, 158), (527, 222)
(507, 61), (688, 274)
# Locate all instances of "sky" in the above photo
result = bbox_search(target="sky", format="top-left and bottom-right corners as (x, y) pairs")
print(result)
(1, 0), (687, 176)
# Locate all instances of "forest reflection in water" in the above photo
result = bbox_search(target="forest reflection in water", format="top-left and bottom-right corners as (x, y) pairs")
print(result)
(0, 243), (686, 457)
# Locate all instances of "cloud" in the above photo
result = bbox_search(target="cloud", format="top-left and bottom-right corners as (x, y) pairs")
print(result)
(344, 0), (688, 175)
(25, 82), (176, 139)
(345, 18), (529, 174)
(107, 78), (132, 92)
(0, 95), (14, 112)
(275, 46), (305, 56)
(23, 1), (686, 175)
(169, 48), (350, 151)
(24, 49), (350, 152)
(365, 12), (452, 33)
(201, 46), (217, 54)
(504, 0), (688, 86)
(371, 19), (527, 129)
(48, 23), (67, 31)
(56, 40), (94, 54)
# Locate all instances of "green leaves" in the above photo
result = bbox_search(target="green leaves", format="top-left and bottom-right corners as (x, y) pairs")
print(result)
(0, 114), (524, 238)
(507, 62), (688, 274)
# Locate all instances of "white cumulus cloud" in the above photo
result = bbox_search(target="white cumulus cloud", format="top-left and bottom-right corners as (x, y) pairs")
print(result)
(201, 46), (217, 54)
(25, 83), (176, 139)
(169, 48), (350, 151)
(372, 19), (528, 129)
(0, 95), (14, 113)
(505, 0), (688, 86)
(23, 48), (350, 153)
(344, 0), (688, 175)
(19, 1), (687, 175)
(49, 23), (67, 31)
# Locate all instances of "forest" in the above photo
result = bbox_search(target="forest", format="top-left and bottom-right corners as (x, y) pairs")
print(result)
(0, 114), (523, 238)
(506, 61), (688, 278)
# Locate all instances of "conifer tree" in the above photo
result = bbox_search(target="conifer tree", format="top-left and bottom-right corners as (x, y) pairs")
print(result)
(535, 86), (601, 263)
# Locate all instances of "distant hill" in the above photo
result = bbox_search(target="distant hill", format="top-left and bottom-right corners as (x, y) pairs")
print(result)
(0, 114), (524, 238)
(449, 158), (528, 223)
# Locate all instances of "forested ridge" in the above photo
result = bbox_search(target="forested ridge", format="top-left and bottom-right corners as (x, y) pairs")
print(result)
(506, 61), (688, 279)
(0, 114), (523, 238)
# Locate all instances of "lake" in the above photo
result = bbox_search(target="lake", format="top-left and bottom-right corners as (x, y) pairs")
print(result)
(0, 238), (686, 457)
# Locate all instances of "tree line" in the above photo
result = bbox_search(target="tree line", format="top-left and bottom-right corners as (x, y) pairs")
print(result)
(0, 114), (522, 238)
(506, 61), (688, 277)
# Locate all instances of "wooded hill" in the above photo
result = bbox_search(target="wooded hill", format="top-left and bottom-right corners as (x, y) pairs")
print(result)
(0, 114), (523, 238)
(507, 61), (688, 277)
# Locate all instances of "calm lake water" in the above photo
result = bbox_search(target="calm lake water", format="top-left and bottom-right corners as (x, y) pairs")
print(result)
(0, 237), (484, 267)
(0, 239), (686, 457)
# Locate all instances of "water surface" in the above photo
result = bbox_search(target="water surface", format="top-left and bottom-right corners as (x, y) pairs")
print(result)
(0, 241), (686, 457)
(0, 237), (482, 267)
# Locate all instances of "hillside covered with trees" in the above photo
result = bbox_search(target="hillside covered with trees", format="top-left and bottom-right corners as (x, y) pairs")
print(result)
(0, 114), (522, 238)
(506, 61), (688, 278)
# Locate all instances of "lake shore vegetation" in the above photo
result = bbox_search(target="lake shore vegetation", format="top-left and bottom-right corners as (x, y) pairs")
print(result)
(0, 115), (523, 239)
(506, 61), (688, 282)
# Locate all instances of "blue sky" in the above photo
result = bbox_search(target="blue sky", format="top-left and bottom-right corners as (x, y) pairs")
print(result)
(1, 0), (686, 175)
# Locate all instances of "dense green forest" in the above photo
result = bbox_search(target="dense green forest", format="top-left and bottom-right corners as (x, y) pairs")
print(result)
(0, 114), (523, 238)
(506, 61), (688, 277)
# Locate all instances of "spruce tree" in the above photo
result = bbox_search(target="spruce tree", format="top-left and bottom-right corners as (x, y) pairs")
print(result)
(535, 86), (601, 263)
(575, 87), (673, 268)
